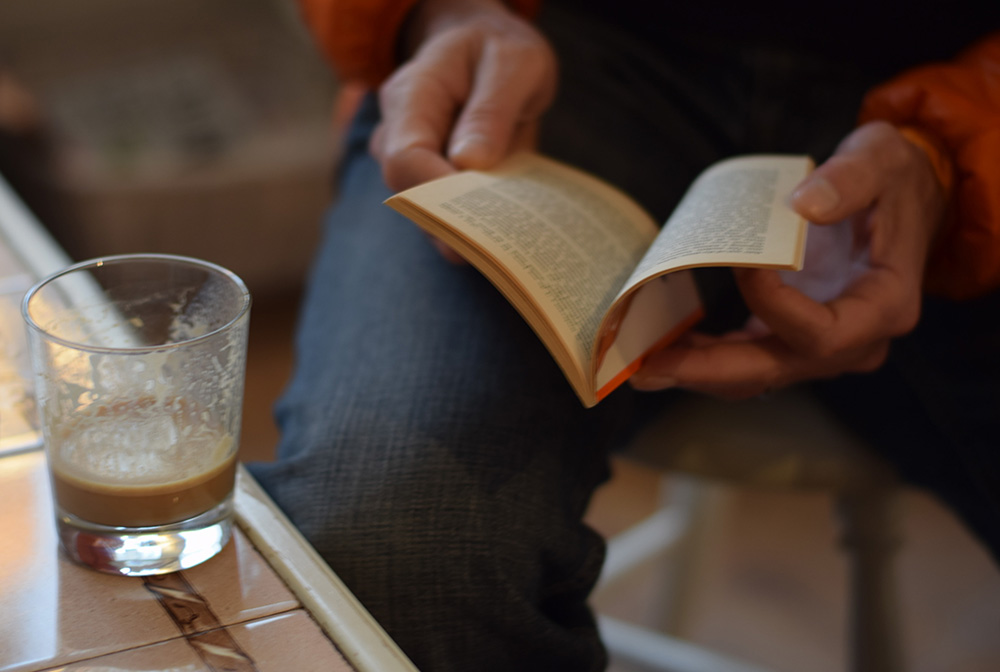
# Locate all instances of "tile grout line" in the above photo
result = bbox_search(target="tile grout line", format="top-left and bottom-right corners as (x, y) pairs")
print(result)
(143, 572), (261, 672)
(31, 610), (311, 672)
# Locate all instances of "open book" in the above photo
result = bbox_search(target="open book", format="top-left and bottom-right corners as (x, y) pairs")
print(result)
(386, 152), (811, 407)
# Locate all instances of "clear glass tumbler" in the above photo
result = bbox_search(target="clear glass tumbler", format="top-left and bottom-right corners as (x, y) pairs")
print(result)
(22, 254), (251, 576)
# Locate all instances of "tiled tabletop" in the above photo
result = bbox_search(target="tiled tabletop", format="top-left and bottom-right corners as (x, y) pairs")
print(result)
(0, 450), (354, 672)
(0, 174), (418, 672)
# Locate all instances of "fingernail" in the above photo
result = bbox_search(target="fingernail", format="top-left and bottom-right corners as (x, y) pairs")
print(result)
(450, 134), (492, 167)
(790, 176), (840, 219)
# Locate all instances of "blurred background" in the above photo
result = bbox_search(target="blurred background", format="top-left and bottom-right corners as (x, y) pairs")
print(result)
(0, 0), (338, 300)
(1, 2), (998, 671)
(0, 0), (338, 468)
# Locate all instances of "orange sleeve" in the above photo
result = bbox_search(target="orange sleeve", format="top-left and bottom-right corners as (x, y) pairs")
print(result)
(858, 31), (1000, 300)
(296, 0), (542, 88)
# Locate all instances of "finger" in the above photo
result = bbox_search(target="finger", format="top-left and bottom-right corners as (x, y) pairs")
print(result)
(735, 266), (909, 357)
(448, 39), (555, 169)
(788, 122), (903, 225)
(375, 66), (466, 191)
(789, 157), (877, 226)
(734, 269), (838, 350)
(380, 143), (457, 194)
(631, 331), (889, 398)
(369, 121), (452, 191)
(630, 335), (790, 393)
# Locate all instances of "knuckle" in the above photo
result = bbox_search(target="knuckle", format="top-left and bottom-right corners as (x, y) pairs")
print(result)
(376, 68), (410, 104)
(860, 120), (898, 143)
(460, 100), (508, 125)
(852, 120), (899, 151)
(839, 121), (913, 176)
(485, 29), (557, 82)
(867, 122), (916, 171)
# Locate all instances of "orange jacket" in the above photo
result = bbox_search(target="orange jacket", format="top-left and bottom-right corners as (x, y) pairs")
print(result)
(297, 0), (540, 87)
(859, 32), (1000, 299)
(297, 0), (1000, 299)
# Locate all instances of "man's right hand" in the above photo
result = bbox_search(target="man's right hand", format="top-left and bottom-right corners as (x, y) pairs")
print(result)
(370, 0), (557, 197)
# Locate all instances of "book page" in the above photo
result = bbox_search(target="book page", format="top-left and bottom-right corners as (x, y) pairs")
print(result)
(618, 155), (810, 298)
(592, 271), (702, 402)
(386, 153), (658, 379)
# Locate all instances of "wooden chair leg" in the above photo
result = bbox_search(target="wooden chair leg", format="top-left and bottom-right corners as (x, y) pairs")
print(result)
(837, 488), (904, 672)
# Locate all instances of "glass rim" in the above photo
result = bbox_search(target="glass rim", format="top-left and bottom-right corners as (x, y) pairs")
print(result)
(21, 253), (252, 355)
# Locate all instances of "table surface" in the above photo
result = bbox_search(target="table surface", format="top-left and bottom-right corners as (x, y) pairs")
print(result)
(0, 175), (418, 672)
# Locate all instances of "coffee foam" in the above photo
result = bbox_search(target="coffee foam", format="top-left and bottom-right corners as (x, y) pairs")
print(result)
(49, 397), (234, 488)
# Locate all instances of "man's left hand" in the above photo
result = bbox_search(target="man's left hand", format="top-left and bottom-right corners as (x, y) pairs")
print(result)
(630, 121), (948, 398)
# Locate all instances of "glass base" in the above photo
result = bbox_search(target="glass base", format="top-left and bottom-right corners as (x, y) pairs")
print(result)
(56, 497), (234, 576)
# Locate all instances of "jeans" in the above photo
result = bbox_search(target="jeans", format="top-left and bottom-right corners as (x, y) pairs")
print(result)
(250, 5), (1000, 670)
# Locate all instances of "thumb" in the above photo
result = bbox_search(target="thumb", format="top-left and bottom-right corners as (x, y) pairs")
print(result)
(789, 158), (881, 226)
(788, 172), (844, 224)
(788, 123), (896, 225)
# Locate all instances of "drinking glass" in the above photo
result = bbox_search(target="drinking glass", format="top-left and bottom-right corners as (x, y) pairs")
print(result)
(22, 254), (251, 576)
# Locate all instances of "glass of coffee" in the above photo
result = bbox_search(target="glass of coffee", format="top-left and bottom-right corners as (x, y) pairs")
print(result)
(22, 254), (251, 576)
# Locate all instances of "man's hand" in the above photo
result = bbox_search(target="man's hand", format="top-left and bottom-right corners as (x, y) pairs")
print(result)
(370, 0), (556, 261)
(371, 0), (555, 189)
(630, 121), (949, 398)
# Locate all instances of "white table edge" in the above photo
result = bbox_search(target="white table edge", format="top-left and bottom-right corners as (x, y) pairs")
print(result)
(0, 175), (72, 280)
(235, 465), (420, 672)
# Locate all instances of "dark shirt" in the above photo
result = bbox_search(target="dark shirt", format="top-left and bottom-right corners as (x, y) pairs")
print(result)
(559, 0), (1000, 81)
